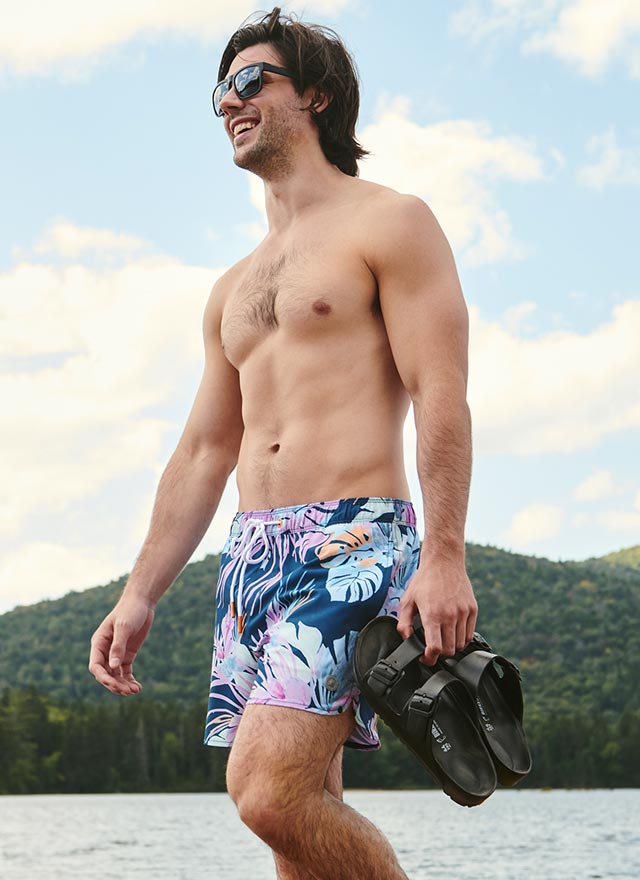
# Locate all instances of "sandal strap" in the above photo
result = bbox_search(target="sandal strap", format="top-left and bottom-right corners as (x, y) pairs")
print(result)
(451, 649), (522, 690)
(366, 633), (425, 698)
(453, 651), (524, 721)
(406, 672), (469, 740)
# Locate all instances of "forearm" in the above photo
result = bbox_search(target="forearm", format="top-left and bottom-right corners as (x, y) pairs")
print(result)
(414, 382), (472, 564)
(122, 445), (235, 606)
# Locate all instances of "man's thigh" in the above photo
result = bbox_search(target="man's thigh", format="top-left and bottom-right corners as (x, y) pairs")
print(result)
(226, 703), (355, 803)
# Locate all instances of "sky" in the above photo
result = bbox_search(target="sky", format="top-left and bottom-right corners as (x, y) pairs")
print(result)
(1, 0), (639, 614)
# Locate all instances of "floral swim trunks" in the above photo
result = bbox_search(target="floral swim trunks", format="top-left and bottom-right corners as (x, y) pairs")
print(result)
(204, 496), (420, 751)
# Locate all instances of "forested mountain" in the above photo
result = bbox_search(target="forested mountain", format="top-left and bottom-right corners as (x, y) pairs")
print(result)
(2, 543), (638, 716)
(597, 544), (640, 570)
(1, 543), (639, 793)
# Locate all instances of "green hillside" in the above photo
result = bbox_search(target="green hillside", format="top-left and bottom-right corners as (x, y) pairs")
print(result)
(1, 543), (639, 793)
(596, 544), (640, 571)
(2, 543), (638, 718)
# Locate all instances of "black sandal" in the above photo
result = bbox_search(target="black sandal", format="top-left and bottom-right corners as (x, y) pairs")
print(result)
(429, 624), (532, 786)
(353, 616), (497, 807)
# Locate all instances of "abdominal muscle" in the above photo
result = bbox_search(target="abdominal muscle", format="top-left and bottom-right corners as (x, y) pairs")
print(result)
(234, 327), (413, 511)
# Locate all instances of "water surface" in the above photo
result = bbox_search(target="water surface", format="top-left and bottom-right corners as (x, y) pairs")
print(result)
(1, 789), (637, 879)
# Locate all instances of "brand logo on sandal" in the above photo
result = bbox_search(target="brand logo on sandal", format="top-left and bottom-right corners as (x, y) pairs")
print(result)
(431, 721), (451, 750)
(476, 698), (494, 731)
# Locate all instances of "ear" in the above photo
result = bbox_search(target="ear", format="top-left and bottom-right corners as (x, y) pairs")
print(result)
(310, 88), (332, 114)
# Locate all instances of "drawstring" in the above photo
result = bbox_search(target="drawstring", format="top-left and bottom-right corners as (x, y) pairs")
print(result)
(229, 517), (280, 634)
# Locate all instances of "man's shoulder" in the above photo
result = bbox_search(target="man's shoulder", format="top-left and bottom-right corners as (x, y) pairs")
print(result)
(213, 253), (253, 294)
(351, 181), (443, 262)
(205, 253), (254, 313)
(351, 179), (433, 227)
(203, 255), (253, 329)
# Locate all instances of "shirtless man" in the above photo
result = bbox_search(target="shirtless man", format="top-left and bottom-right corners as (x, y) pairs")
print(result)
(89, 8), (477, 880)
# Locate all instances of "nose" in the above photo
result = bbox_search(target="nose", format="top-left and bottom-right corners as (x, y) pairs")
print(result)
(219, 84), (246, 117)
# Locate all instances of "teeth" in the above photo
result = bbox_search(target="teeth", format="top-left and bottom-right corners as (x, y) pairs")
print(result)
(234, 120), (258, 135)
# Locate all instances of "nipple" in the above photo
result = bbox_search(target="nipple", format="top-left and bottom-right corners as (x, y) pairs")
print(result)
(312, 299), (332, 316)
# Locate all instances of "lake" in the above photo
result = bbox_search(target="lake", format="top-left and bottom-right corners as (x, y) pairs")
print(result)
(0, 789), (638, 879)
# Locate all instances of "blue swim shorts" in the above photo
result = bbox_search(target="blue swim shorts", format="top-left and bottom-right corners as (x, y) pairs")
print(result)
(204, 496), (420, 750)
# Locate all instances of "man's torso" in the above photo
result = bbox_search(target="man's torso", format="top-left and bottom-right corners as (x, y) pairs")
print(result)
(216, 179), (412, 509)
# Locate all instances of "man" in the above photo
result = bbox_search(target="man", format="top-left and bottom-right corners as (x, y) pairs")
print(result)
(89, 7), (477, 879)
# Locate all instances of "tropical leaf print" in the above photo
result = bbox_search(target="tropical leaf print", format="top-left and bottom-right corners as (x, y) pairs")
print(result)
(316, 524), (393, 602)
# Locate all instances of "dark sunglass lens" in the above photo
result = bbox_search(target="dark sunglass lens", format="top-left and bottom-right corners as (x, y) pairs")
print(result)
(213, 81), (230, 115)
(235, 65), (261, 98)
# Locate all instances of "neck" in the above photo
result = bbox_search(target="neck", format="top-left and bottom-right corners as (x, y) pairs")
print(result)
(260, 149), (349, 234)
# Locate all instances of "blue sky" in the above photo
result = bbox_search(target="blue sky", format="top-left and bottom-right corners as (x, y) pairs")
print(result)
(1, 0), (639, 613)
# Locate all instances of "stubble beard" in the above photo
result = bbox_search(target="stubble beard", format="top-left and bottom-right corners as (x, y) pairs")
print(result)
(233, 109), (296, 180)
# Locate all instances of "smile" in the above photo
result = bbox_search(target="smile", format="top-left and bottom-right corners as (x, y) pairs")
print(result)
(232, 120), (260, 141)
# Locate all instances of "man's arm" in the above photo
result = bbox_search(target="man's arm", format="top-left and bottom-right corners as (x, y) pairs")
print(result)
(88, 277), (244, 694)
(366, 192), (477, 665)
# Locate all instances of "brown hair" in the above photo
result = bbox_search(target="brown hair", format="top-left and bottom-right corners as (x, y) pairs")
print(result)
(217, 6), (369, 177)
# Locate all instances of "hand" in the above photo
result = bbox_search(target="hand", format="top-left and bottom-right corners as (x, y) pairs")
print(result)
(88, 595), (155, 695)
(396, 559), (478, 666)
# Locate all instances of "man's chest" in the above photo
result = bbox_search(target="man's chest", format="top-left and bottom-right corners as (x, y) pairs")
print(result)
(220, 240), (379, 365)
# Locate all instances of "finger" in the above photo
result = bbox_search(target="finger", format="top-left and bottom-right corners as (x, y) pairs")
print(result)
(88, 627), (112, 669)
(396, 597), (417, 639)
(466, 604), (478, 644)
(89, 644), (137, 695)
(89, 658), (131, 694)
(109, 621), (130, 670)
(440, 620), (456, 658)
(455, 617), (468, 652)
(422, 622), (442, 666)
(106, 655), (140, 693)
(122, 664), (142, 687)
(88, 635), (119, 688)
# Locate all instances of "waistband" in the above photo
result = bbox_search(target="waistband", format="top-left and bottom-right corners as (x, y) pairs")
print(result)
(230, 497), (416, 536)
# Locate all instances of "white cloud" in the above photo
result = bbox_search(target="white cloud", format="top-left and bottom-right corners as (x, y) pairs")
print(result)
(236, 174), (268, 242)
(577, 127), (640, 191)
(525, 0), (640, 78)
(595, 488), (640, 533)
(359, 99), (546, 266)
(452, 0), (640, 78)
(468, 299), (640, 454)
(573, 469), (617, 501)
(0, 222), (220, 542)
(0, 1), (354, 78)
(597, 509), (640, 532)
(451, 0), (561, 43)
(29, 217), (151, 261)
(0, 541), (120, 614)
(571, 512), (589, 527)
(503, 502), (564, 546)
(501, 300), (538, 334)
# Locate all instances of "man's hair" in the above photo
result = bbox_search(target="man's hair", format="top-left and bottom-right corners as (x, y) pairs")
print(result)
(217, 6), (369, 177)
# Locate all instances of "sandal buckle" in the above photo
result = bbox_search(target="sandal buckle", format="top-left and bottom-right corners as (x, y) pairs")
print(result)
(410, 692), (435, 716)
(367, 659), (401, 695)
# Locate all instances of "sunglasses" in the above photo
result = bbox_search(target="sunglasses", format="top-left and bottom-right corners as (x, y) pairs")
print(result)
(212, 62), (295, 117)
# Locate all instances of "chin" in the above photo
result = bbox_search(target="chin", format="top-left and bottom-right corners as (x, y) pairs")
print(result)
(233, 145), (267, 174)
(233, 151), (254, 172)
(232, 137), (291, 178)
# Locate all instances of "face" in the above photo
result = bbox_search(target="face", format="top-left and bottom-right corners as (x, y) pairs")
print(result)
(218, 43), (306, 178)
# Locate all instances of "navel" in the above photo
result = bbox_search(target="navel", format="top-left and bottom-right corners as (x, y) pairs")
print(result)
(269, 443), (281, 454)
(312, 299), (332, 316)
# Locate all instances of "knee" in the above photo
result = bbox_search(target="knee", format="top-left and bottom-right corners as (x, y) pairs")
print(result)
(227, 766), (304, 849)
(237, 789), (288, 845)
(239, 787), (302, 849)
